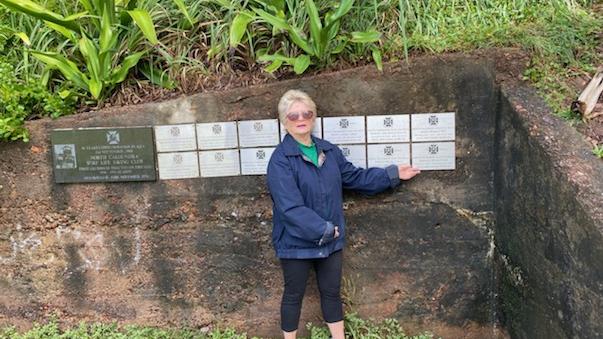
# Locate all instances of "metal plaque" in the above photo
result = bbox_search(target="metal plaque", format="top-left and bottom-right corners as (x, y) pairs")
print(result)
(238, 119), (280, 147)
(196, 121), (238, 150)
(323, 116), (366, 144)
(240, 147), (275, 175)
(411, 112), (455, 142)
(199, 149), (240, 177)
(411, 142), (455, 170)
(51, 127), (156, 183)
(366, 115), (410, 143)
(367, 143), (410, 168)
(280, 117), (323, 140)
(338, 144), (366, 169)
(154, 124), (197, 152)
(157, 152), (200, 179)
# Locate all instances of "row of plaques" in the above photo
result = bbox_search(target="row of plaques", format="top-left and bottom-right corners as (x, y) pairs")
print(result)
(51, 113), (455, 183)
(154, 113), (455, 152)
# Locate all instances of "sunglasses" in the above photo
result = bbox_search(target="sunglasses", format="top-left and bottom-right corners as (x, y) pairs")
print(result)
(286, 111), (314, 121)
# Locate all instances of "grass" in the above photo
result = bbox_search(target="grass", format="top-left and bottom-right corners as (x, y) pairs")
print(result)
(0, 313), (435, 339)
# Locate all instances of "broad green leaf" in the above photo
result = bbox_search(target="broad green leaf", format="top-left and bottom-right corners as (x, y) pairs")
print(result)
(44, 21), (76, 42)
(171, 0), (194, 26)
(350, 30), (381, 43)
(328, 0), (354, 25)
(229, 11), (253, 47)
(14, 32), (30, 46)
(127, 9), (158, 45)
(0, 0), (81, 32)
(78, 35), (101, 82)
(110, 51), (145, 83)
(264, 59), (283, 73)
(305, 0), (323, 57)
(371, 46), (383, 72)
(99, 7), (114, 52)
(288, 26), (313, 55)
(31, 51), (88, 90)
(293, 54), (311, 74)
(88, 78), (102, 99)
(59, 90), (71, 99)
(258, 52), (294, 64)
(253, 8), (289, 31)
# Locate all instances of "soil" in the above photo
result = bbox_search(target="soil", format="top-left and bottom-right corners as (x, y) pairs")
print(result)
(91, 48), (602, 153)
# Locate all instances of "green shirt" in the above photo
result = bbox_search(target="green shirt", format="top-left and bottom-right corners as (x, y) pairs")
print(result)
(297, 140), (319, 166)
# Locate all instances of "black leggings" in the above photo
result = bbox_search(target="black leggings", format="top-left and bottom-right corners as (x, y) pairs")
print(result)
(280, 250), (344, 332)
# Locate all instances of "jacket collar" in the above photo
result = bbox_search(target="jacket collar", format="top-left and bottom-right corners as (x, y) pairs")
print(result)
(282, 133), (334, 156)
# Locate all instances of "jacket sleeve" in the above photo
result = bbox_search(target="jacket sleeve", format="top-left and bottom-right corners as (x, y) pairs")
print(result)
(334, 147), (400, 195)
(267, 153), (336, 246)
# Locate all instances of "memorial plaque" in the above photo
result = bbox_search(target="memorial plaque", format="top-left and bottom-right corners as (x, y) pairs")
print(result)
(338, 144), (366, 169)
(367, 143), (410, 168)
(238, 119), (280, 147)
(240, 147), (275, 175)
(280, 117), (323, 140)
(157, 152), (200, 179)
(366, 115), (410, 143)
(411, 112), (455, 142)
(196, 121), (238, 150)
(51, 127), (156, 183)
(199, 149), (240, 177)
(411, 142), (455, 170)
(323, 116), (366, 144)
(154, 124), (197, 152)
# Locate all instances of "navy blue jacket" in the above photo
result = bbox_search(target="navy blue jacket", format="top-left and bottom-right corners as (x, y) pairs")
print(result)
(267, 134), (400, 259)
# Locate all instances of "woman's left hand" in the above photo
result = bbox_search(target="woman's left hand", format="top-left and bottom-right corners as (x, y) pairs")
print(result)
(398, 164), (421, 180)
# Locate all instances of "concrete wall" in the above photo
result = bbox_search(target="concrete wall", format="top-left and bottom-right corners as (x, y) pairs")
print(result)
(494, 84), (603, 339)
(0, 56), (501, 338)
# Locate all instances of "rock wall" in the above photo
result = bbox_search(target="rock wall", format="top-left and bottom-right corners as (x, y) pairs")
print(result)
(494, 85), (603, 338)
(0, 54), (559, 338)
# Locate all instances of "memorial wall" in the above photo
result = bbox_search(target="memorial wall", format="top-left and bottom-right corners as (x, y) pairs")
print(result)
(0, 57), (500, 338)
(49, 112), (456, 184)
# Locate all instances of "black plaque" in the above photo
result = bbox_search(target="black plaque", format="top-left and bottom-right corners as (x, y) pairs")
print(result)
(51, 127), (156, 183)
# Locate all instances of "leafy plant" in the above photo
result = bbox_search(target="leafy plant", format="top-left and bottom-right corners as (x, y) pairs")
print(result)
(593, 145), (603, 159)
(0, 57), (75, 142)
(231, 0), (382, 74)
(0, 0), (188, 101)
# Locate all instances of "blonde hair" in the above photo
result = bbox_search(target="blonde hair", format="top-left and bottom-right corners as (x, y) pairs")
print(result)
(277, 89), (317, 124)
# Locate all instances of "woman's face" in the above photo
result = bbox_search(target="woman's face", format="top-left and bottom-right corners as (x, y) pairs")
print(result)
(284, 101), (315, 139)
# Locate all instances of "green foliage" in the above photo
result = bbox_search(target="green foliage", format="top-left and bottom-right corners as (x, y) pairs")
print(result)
(0, 0), (187, 101)
(305, 312), (435, 339)
(0, 57), (75, 142)
(235, 0), (382, 74)
(0, 314), (437, 338)
(593, 145), (603, 159)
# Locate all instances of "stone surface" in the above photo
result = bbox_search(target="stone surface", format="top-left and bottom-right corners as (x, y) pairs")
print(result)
(2, 53), (600, 338)
(494, 84), (603, 339)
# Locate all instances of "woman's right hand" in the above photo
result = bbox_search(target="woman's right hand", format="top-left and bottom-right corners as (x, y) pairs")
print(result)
(334, 226), (340, 238)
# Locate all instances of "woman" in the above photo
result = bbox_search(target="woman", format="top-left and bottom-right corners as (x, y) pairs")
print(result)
(267, 89), (420, 339)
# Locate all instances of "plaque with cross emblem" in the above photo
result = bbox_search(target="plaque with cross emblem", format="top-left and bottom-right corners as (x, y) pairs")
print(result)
(411, 112), (455, 142)
(323, 116), (366, 144)
(240, 147), (276, 175)
(367, 143), (410, 168)
(157, 151), (200, 179)
(280, 117), (323, 141)
(154, 124), (197, 152)
(411, 142), (455, 170)
(199, 149), (240, 177)
(366, 115), (410, 143)
(196, 121), (238, 150)
(238, 119), (280, 147)
(338, 144), (366, 169)
(51, 127), (156, 183)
